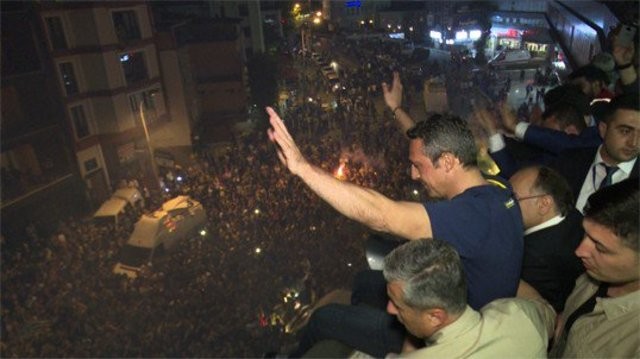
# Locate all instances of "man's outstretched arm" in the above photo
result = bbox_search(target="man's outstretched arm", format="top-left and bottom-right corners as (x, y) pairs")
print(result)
(266, 106), (431, 240)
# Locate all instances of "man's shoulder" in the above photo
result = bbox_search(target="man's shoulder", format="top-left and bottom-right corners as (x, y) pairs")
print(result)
(481, 298), (556, 333)
(427, 184), (517, 216)
(483, 297), (552, 316)
(556, 146), (599, 162)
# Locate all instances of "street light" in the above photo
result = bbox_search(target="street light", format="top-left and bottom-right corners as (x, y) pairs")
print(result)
(138, 101), (160, 190)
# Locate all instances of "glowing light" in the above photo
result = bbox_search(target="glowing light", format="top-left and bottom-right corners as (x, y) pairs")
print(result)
(176, 176), (183, 182)
(164, 188), (170, 192)
(413, 189), (419, 196)
(255, 247), (262, 254)
(369, 19), (373, 24)
(316, 11), (322, 17)
(312, 17), (321, 24)
(409, 26), (414, 32)
(387, 24), (391, 29)
(430, 31), (442, 40)
(199, 229), (207, 236)
(397, 25), (402, 30)
(308, 97), (314, 102)
(334, 163), (347, 180)
(360, 20), (365, 25)
(469, 30), (482, 40)
(455, 31), (468, 41)
(347, 262), (352, 267)
(254, 208), (261, 215)
(120, 54), (129, 62)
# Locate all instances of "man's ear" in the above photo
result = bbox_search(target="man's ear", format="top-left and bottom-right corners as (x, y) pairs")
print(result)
(440, 153), (458, 172)
(424, 308), (447, 328)
(598, 120), (608, 139)
(537, 195), (554, 216)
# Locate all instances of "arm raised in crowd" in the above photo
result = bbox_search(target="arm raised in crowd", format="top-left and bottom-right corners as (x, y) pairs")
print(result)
(382, 71), (416, 135)
(266, 106), (431, 240)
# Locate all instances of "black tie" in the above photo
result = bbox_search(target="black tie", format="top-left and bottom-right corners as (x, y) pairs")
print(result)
(599, 164), (618, 189)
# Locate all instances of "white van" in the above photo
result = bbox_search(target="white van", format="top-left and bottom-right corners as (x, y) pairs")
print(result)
(113, 195), (206, 278)
(488, 49), (532, 68)
(93, 188), (144, 227)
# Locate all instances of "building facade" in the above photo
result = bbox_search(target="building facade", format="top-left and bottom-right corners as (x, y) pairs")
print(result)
(157, 19), (249, 148)
(37, 1), (169, 200)
(1, 2), (87, 238)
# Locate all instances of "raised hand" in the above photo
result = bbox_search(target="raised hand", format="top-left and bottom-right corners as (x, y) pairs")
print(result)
(499, 101), (518, 134)
(382, 71), (403, 110)
(266, 106), (309, 176)
(474, 107), (498, 135)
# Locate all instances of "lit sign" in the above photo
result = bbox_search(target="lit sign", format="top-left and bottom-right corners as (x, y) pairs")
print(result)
(429, 31), (442, 40)
(120, 54), (129, 62)
(455, 31), (468, 41)
(388, 33), (405, 39)
(469, 30), (482, 40)
(345, 1), (361, 8)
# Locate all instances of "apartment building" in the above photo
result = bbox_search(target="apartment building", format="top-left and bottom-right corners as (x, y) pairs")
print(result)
(156, 18), (248, 147)
(38, 1), (169, 197)
(1, 2), (87, 238)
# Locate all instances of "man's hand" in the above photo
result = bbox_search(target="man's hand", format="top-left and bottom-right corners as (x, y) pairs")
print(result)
(474, 107), (498, 135)
(382, 71), (403, 110)
(266, 107), (309, 176)
(499, 101), (518, 134)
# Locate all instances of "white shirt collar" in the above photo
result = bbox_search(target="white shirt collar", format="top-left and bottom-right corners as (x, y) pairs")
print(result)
(524, 214), (565, 235)
(593, 145), (637, 175)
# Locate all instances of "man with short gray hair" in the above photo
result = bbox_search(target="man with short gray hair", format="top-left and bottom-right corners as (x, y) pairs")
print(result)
(381, 239), (555, 357)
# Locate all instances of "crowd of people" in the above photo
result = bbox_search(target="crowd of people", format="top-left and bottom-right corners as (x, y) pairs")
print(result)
(2, 21), (638, 358)
(0, 33), (428, 358)
(269, 23), (639, 358)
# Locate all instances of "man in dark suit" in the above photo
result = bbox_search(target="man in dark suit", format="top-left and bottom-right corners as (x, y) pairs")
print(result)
(550, 94), (639, 212)
(509, 165), (585, 312)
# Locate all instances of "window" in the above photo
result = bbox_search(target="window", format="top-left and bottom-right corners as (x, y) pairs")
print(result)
(244, 26), (251, 38)
(129, 89), (158, 124)
(84, 158), (98, 172)
(45, 16), (68, 50)
(70, 105), (91, 139)
(120, 51), (148, 84)
(112, 10), (141, 42)
(239, 4), (249, 16)
(59, 62), (79, 95)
